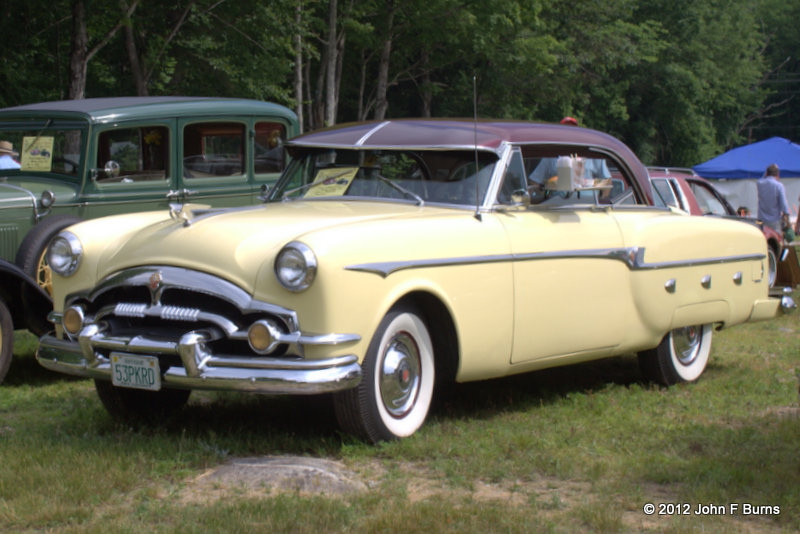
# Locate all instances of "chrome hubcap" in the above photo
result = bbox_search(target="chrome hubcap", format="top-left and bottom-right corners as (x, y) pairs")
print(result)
(768, 250), (777, 287)
(673, 325), (701, 366)
(380, 332), (421, 418)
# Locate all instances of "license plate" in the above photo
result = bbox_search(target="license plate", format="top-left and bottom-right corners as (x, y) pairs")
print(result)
(110, 353), (161, 391)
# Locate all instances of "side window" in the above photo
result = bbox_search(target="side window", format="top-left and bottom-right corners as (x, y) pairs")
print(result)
(690, 182), (727, 215)
(652, 178), (679, 209)
(498, 149), (527, 204)
(521, 145), (630, 206)
(96, 126), (169, 182)
(254, 122), (286, 174)
(183, 122), (245, 178)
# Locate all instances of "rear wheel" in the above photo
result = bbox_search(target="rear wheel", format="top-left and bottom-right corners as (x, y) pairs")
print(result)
(334, 304), (435, 442)
(767, 244), (778, 288)
(16, 215), (82, 296)
(94, 380), (190, 422)
(639, 324), (713, 386)
(0, 300), (14, 385)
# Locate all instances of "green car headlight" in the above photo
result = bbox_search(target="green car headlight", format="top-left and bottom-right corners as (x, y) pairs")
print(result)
(47, 231), (83, 277)
(274, 241), (317, 292)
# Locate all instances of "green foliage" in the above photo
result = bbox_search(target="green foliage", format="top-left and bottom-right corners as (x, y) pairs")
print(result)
(0, 0), (796, 165)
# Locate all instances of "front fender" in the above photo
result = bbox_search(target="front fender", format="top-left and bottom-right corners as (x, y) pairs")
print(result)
(0, 259), (52, 334)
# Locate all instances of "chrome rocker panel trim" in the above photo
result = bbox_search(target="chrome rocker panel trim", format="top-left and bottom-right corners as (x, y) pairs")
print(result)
(37, 328), (362, 395)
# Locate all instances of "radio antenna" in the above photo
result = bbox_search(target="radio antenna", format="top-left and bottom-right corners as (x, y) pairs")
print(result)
(473, 74), (482, 221)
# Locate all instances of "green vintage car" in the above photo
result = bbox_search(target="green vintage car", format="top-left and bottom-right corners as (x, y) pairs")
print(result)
(0, 97), (298, 294)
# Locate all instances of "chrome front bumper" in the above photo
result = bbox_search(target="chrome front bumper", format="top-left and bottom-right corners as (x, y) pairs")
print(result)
(37, 329), (362, 395)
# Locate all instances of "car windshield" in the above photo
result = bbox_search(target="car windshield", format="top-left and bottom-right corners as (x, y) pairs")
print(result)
(268, 148), (497, 206)
(0, 124), (84, 176)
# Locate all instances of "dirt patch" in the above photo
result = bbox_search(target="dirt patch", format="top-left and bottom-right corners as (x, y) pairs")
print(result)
(177, 455), (598, 511)
(764, 405), (800, 419)
(173, 456), (788, 533)
(178, 456), (369, 503)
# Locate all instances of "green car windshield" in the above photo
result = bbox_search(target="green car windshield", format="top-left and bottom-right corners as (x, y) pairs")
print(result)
(0, 125), (84, 177)
(269, 148), (496, 206)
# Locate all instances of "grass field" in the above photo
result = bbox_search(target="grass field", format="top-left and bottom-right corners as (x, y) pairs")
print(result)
(1, 302), (799, 533)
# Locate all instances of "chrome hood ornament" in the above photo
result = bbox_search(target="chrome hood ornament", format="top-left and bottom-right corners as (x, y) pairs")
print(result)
(169, 202), (193, 226)
(148, 271), (164, 305)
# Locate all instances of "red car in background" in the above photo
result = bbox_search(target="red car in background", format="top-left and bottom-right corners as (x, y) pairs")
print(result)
(649, 167), (796, 288)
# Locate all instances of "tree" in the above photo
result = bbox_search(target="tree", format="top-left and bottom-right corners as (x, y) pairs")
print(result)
(67, 0), (139, 99)
(0, 0), (794, 160)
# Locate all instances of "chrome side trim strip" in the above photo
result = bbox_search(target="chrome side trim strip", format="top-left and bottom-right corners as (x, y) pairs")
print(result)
(631, 248), (764, 270)
(346, 247), (765, 278)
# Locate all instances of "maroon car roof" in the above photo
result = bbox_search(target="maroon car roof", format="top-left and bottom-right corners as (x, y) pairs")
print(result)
(290, 119), (623, 150)
(288, 118), (652, 202)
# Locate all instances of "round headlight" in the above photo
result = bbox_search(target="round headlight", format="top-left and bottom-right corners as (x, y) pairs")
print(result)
(47, 232), (83, 277)
(274, 241), (317, 292)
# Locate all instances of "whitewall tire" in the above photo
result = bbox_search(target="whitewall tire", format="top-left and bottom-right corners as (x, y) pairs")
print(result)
(334, 304), (435, 442)
(639, 324), (713, 386)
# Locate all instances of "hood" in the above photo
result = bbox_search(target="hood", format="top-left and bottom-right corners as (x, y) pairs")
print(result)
(0, 176), (78, 209)
(94, 200), (444, 289)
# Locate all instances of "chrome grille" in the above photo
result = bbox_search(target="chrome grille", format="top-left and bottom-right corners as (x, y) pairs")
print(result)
(69, 266), (300, 358)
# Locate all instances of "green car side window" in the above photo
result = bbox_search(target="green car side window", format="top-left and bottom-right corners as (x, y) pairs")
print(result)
(97, 126), (169, 183)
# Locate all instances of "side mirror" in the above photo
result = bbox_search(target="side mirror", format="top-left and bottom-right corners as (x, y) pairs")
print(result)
(259, 183), (270, 202)
(104, 160), (120, 177)
(91, 160), (120, 181)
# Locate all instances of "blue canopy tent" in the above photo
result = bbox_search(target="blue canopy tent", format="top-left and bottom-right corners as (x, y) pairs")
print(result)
(693, 137), (800, 220)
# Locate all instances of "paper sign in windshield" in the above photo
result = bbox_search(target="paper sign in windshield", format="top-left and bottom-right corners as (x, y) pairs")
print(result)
(305, 167), (357, 197)
(20, 136), (55, 171)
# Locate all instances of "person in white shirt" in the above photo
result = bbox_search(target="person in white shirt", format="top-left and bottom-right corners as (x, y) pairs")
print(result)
(0, 140), (21, 170)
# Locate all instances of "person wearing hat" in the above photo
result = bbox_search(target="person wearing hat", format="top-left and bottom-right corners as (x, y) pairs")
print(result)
(0, 141), (21, 170)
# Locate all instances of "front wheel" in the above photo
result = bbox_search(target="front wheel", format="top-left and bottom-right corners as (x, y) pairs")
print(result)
(334, 304), (435, 443)
(16, 215), (82, 296)
(94, 380), (191, 422)
(638, 324), (713, 386)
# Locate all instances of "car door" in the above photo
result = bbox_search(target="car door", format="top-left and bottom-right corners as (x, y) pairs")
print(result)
(497, 148), (634, 364)
(177, 119), (252, 207)
(177, 118), (291, 206)
(78, 120), (177, 219)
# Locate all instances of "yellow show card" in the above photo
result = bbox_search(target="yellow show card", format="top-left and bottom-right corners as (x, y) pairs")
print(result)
(20, 136), (55, 172)
(304, 167), (358, 197)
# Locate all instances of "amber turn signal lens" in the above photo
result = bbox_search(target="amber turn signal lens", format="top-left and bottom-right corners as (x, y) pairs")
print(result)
(247, 320), (274, 353)
(63, 306), (84, 335)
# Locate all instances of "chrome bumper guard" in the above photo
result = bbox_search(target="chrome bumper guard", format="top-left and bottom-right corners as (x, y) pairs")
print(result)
(770, 286), (797, 314)
(37, 326), (362, 395)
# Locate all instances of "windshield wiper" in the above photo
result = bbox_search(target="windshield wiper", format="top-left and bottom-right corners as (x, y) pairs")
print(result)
(375, 174), (424, 206)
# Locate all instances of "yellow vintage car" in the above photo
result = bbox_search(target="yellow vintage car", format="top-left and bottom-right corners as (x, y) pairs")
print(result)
(36, 119), (791, 443)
